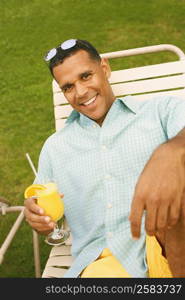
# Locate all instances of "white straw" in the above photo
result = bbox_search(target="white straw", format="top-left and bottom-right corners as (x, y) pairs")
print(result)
(25, 153), (38, 177)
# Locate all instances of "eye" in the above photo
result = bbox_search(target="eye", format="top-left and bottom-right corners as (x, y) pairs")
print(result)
(82, 72), (92, 80)
(62, 85), (73, 93)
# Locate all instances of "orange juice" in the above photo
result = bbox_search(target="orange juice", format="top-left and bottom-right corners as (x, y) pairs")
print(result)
(24, 182), (64, 222)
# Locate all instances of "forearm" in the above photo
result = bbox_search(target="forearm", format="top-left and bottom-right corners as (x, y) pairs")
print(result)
(170, 127), (185, 144)
(166, 127), (185, 163)
(153, 128), (185, 164)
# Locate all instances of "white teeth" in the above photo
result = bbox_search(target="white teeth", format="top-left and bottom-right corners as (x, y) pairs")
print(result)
(83, 96), (96, 106)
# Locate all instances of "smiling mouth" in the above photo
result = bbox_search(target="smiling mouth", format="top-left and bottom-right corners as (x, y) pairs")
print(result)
(80, 95), (97, 106)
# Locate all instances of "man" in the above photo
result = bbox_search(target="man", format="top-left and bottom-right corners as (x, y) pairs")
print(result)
(24, 39), (185, 277)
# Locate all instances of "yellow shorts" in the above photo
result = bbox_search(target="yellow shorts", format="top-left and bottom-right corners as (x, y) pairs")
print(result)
(81, 235), (173, 278)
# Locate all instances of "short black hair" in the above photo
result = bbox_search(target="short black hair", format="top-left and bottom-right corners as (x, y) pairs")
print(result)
(47, 39), (101, 76)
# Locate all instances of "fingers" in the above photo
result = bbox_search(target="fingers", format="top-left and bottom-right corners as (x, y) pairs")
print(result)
(24, 209), (55, 232)
(168, 195), (181, 227)
(140, 200), (180, 238)
(24, 197), (44, 215)
(129, 172), (183, 238)
(129, 195), (181, 239)
(145, 206), (157, 236)
(129, 196), (145, 239)
(24, 209), (47, 224)
(24, 197), (55, 233)
(26, 218), (55, 232)
(180, 191), (185, 225)
(155, 205), (168, 231)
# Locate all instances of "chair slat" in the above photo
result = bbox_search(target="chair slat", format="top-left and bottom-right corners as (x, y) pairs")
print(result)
(128, 89), (185, 101)
(52, 60), (185, 93)
(46, 255), (74, 267)
(54, 86), (185, 122)
(49, 245), (71, 257)
(53, 79), (62, 93)
(53, 71), (185, 106)
(54, 105), (73, 119)
(56, 119), (67, 131)
(54, 88), (185, 131)
(112, 74), (185, 96)
(109, 60), (185, 84)
(42, 266), (68, 278)
(54, 91), (68, 105)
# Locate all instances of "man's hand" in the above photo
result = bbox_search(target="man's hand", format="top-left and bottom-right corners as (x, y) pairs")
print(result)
(24, 197), (56, 235)
(129, 136), (185, 239)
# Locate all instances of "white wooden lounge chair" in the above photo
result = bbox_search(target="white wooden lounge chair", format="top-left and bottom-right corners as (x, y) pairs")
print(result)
(0, 196), (41, 277)
(0, 197), (24, 265)
(41, 44), (185, 278)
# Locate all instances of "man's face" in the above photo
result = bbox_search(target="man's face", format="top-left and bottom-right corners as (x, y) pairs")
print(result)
(53, 50), (115, 126)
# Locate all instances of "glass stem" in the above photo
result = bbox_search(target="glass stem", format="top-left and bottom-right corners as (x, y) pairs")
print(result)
(54, 223), (59, 231)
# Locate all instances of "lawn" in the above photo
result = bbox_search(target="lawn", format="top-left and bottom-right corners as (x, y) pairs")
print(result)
(0, 0), (185, 277)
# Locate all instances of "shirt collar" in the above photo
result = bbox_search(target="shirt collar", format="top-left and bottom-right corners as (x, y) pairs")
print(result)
(118, 96), (143, 114)
(65, 109), (79, 124)
(66, 96), (143, 125)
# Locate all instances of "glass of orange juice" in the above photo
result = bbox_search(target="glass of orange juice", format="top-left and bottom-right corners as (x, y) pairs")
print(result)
(24, 182), (70, 245)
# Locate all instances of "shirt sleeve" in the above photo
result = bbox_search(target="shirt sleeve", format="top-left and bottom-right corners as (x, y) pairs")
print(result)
(33, 139), (54, 184)
(158, 96), (185, 139)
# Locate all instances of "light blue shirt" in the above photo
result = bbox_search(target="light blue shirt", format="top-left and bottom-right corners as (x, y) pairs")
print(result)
(34, 95), (185, 277)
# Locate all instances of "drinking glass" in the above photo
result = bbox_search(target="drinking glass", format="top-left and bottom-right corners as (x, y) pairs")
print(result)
(25, 182), (70, 245)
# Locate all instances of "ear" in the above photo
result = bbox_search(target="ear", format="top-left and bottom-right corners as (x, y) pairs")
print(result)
(100, 58), (111, 79)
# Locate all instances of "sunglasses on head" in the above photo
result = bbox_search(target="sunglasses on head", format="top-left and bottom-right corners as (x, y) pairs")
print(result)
(44, 39), (77, 62)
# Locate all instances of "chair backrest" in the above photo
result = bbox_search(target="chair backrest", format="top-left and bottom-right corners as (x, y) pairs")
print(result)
(52, 44), (185, 131)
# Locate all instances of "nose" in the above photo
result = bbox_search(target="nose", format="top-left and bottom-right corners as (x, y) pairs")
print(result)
(75, 82), (88, 98)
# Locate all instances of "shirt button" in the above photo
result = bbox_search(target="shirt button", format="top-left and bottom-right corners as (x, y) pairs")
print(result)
(105, 174), (111, 180)
(107, 232), (113, 238)
(107, 203), (112, 209)
(101, 145), (107, 150)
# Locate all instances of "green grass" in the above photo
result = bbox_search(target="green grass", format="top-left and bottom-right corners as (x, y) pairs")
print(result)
(0, 0), (185, 277)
